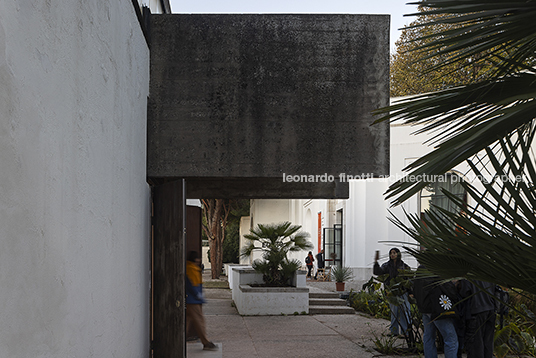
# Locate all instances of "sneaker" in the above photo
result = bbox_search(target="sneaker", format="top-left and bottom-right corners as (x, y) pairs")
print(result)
(203, 342), (218, 351)
(186, 335), (199, 342)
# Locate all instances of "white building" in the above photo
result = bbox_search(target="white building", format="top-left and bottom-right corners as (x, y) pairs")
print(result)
(244, 115), (473, 280)
(0, 1), (169, 356)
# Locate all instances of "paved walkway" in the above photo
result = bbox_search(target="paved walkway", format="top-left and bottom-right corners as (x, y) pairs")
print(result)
(187, 276), (419, 358)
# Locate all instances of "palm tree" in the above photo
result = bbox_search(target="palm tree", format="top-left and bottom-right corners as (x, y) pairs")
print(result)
(391, 138), (536, 294)
(375, 0), (536, 296)
(376, 0), (536, 205)
(241, 222), (313, 286)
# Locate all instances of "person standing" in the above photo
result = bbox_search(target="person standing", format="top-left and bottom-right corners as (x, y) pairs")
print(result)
(305, 251), (315, 278)
(185, 251), (218, 351)
(413, 265), (459, 358)
(459, 280), (496, 358)
(373, 248), (412, 337)
(314, 249), (325, 280)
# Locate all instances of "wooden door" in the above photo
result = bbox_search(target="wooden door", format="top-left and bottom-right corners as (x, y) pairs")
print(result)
(152, 180), (186, 357)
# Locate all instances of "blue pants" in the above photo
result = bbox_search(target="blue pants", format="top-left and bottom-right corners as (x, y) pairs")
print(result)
(422, 313), (458, 358)
(389, 293), (411, 335)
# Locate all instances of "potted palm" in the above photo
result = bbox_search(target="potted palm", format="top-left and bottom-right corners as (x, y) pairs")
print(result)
(241, 221), (313, 286)
(332, 265), (353, 291)
(233, 222), (314, 315)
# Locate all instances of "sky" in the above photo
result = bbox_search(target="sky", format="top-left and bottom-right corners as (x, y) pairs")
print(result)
(168, 0), (419, 52)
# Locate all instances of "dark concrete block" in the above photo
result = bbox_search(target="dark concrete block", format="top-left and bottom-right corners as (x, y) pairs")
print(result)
(148, 14), (389, 198)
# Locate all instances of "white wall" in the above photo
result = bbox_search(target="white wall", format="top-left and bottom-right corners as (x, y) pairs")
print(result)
(344, 180), (388, 279)
(0, 1), (151, 357)
(363, 120), (473, 272)
(247, 118), (476, 280)
(239, 216), (252, 264)
(295, 200), (329, 263)
(300, 200), (328, 255)
(248, 199), (318, 264)
(250, 199), (290, 225)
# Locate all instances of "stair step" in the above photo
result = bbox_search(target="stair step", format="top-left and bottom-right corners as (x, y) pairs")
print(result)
(309, 292), (342, 299)
(308, 291), (354, 315)
(309, 298), (347, 306)
(309, 305), (356, 315)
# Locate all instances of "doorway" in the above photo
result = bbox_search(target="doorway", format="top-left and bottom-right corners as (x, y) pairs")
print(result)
(323, 224), (342, 268)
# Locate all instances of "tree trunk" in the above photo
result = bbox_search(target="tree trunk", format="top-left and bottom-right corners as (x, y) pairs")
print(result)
(203, 199), (223, 279)
(202, 199), (233, 279)
(208, 217), (222, 279)
(210, 234), (223, 279)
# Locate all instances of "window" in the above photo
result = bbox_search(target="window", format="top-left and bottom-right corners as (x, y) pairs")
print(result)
(420, 173), (467, 218)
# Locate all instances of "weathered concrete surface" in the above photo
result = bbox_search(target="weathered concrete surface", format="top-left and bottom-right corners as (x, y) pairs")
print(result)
(148, 14), (389, 198)
(184, 177), (349, 199)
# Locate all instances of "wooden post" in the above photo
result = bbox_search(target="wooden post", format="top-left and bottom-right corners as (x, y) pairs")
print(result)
(152, 180), (186, 357)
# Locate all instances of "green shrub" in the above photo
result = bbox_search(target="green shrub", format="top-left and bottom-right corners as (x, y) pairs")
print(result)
(350, 275), (423, 353)
(332, 265), (353, 283)
(351, 278), (536, 357)
(348, 289), (390, 319)
(494, 289), (536, 358)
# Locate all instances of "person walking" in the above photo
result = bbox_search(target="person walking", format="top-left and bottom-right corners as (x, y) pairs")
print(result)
(305, 251), (315, 278)
(185, 251), (218, 351)
(314, 249), (325, 280)
(373, 248), (412, 337)
(413, 265), (459, 358)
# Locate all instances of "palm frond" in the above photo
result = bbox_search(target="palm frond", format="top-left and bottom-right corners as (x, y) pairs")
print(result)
(376, 0), (536, 205)
(375, 73), (536, 205)
(242, 222), (313, 286)
(406, 0), (536, 76)
(393, 135), (536, 294)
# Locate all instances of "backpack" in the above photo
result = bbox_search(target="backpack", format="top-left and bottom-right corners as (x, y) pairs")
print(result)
(305, 256), (311, 264)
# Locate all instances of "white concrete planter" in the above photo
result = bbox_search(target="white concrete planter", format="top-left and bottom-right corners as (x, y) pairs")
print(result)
(230, 267), (309, 315)
(224, 263), (250, 292)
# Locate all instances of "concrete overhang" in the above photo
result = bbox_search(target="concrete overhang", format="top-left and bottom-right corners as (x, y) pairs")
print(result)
(147, 14), (390, 198)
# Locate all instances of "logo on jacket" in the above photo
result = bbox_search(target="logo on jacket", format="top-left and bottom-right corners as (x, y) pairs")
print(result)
(439, 294), (452, 310)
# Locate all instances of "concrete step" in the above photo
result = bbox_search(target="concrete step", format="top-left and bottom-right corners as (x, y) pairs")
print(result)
(308, 291), (355, 315)
(309, 292), (342, 299)
(309, 298), (348, 306)
(309, 305), (356, 315)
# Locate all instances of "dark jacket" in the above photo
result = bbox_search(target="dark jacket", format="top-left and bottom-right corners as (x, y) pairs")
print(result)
(413, 266), (435, 313)
(373, 258), (410, 286)
(413, 265), (458, 316)
(459, 280), (495, 316)
(316, 252), (324, 269)
(306, 254), (314, 267)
